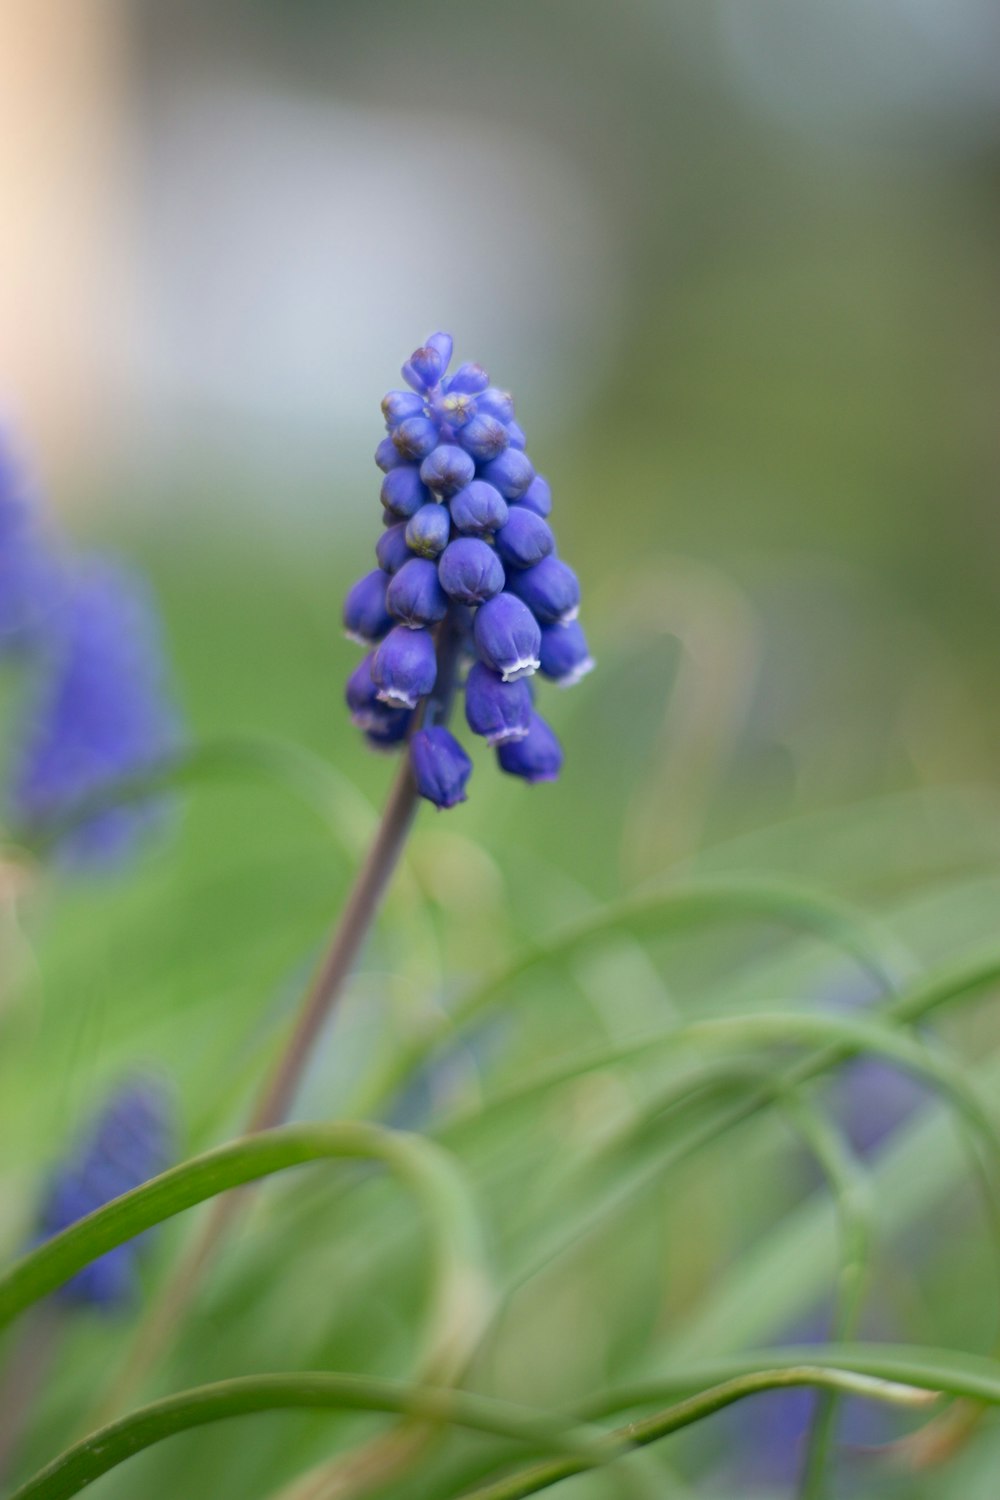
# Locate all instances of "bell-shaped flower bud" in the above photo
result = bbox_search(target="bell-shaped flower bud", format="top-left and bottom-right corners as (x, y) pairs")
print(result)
(458, 414), (509, 462)
(405, 504), (451, 558)
(343, 569), (393, 645)
(438, 538), (505, 605)
(392, 415), (440, 462)
(473, 592), (541, 682)
(476, 387), (515, 424)
(497, 712), (563, 783)
(479, 449), (535, 500)
(371, 625), (437, 708)
(506, 420), (527, 450)
(419, 443), (475, 499)
(494, 508), (554, 570)
(409, 725), (472, 808)
(508, 556), (580, 625)
(539, 620), (594, 686)
(387, 557), (449, 628)
(402, 341), (446, 393)
(518, 474), (551, 516)
(437, 390), (477, 429)
(375, 521), (413, 575)
(424, 331), (454, 372)
(445, 361), (489, 394)
(345, 653), (383, 729)
(381, 390), (425, 428)
(375, 435), (406, 473)
(364, 704), (413, 748)
(380, 466), (431, 520)
(465, 661), (532, 745)
(449, 480), (509, 537)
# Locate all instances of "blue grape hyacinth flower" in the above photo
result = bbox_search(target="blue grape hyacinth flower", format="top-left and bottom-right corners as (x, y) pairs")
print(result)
(34, 1077), (173, 1309)
(343, 333), (593, 806)
(8, 556), (183, 865)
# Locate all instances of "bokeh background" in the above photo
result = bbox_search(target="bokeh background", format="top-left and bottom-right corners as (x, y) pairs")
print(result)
(4, 3), (1000, 1497)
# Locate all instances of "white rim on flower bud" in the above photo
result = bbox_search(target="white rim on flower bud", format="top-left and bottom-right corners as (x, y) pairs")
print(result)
(345, 629), (379, 647)
(553, 654), (595, 688)
(485, 724), (532, 747)
(499, 655), (541, 683)
(376, 686), (419, 709)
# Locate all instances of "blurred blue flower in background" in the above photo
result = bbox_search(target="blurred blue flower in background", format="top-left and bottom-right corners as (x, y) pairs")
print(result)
(0, 433), (65, 655)
(8, 556), (183, 865)
(34, 1077), (173, 1309)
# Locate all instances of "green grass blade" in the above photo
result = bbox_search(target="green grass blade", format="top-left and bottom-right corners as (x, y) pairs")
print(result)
(0, 1122), (490, 1387)
(354, 876), (917, 1116)
(7, 1374), (610, 1500)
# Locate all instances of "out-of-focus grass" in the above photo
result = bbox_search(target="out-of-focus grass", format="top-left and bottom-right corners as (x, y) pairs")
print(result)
(3, 500), (1000, 1496)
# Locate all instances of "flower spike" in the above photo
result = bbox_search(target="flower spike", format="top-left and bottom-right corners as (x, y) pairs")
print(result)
(341, 333), (590, 803)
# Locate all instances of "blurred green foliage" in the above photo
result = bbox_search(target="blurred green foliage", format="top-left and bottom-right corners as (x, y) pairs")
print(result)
(4, 1), (1000, 1494)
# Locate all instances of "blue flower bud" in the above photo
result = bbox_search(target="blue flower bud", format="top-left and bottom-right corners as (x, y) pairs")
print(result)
(402, 339), (447, 393)
(518, 474), (551, 516)
(479, 449), (535, 501)
(438, 538), (505, 604)
(371, 625), (437, 708)
(477, 387), (515, 424)
(508, 556), (580, 625)
(437, 390), (477, 429)
(419, 443), (475, 499)
(404, 504), (451, 558)
(497, 712), (563, 783)
(343, 569), (393, 645)
(381, 390), (425, 428)
(473, 592), (541, 682)
(346, 654), (412, 743)
(386, 557), (449, 628)
(539, 620), (594, 686)
(425, 331), (454, 371)
(445, 362), (489, 394)
(375, 435), (406, 474)
(458, 414), (509, 462)
(380, 465), (431, 520)
(392, 415), (440, 462)
(345, 653), (383, 728)
(409, 726), (472, 808)
(364, 704), (413, 748)
(375, 521), (413, 574)
(465, 661), (532, 745)
(494, 507), (554, 570)
(506, 420), (527, 451)
(449, 480), (509, 537)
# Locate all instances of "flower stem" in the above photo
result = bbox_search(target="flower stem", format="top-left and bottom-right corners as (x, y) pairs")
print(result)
(87, 622), (462, 1426)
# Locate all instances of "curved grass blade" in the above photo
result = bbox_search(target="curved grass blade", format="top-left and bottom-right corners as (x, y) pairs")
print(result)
(0, 1122), (490, 1390)
(353, 877), (917, 1117)
(7, 1373), (611, 1500)
(17, 1344), (1000, 1500)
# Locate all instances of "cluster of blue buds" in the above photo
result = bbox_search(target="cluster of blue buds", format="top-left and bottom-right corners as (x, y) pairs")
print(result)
(343, 334), (593, 808)
(0, 430), (181, 866)
(33, 1077), (173, 1309)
